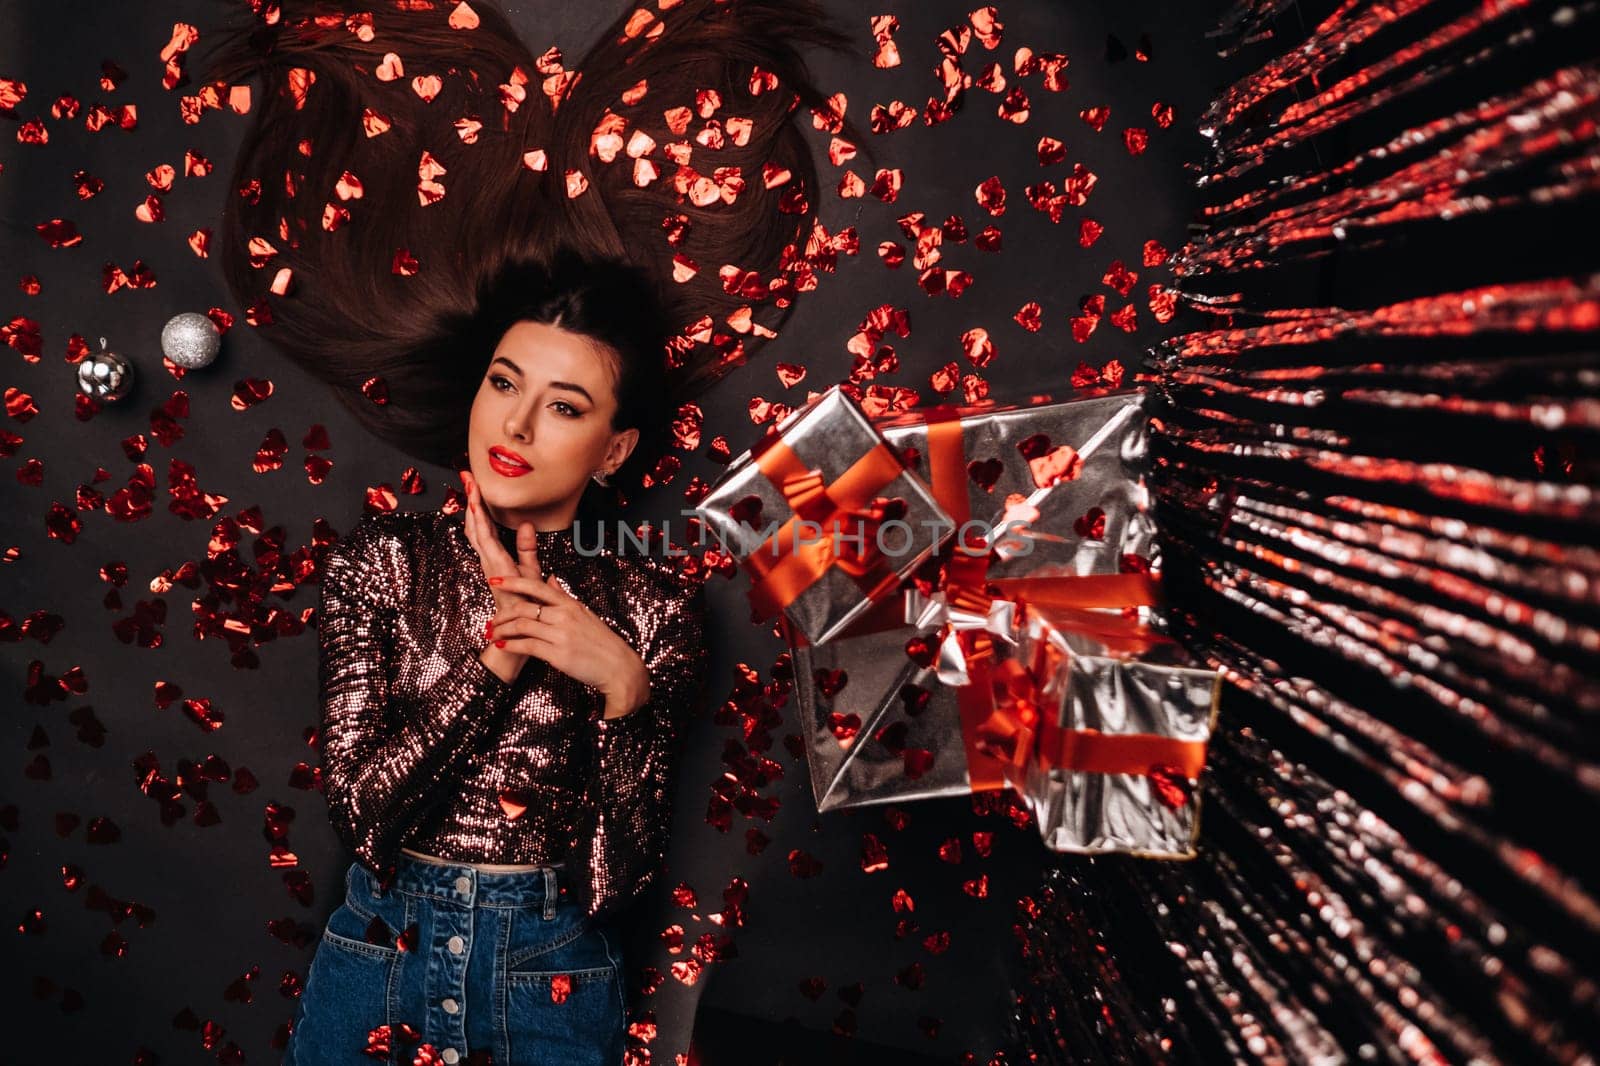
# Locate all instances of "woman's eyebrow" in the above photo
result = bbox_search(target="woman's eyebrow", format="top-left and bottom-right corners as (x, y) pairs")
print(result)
(549, 381), (594, 404)
(490, 359), (594, 404)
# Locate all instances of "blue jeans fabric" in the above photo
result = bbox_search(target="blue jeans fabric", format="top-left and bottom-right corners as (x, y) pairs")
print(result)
(283, 856), (626, 1066)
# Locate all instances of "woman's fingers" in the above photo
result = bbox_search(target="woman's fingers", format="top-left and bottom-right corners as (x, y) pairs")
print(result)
(461, 475), (552, 589)
(515, 522), (541, 582)
(463, 473), (519, 574)
(489, 599), (567, 628)
(487, 574), (562, 605)
(462, 472), (486, 548)
(466, 491), (492, 565)
(485, 601), (560, 647)
(487, 615), (561, 642)
(490, 636), (556, 658)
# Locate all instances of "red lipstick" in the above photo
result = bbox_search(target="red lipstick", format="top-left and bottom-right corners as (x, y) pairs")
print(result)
(487, 446), (532, 478)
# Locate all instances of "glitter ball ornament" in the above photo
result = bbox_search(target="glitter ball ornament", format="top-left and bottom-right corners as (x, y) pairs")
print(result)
(76, 346), (134, 403)
(160, 312), (222, 370)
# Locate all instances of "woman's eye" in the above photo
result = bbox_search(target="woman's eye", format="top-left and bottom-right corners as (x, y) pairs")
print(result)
(487, 377), (577, 414)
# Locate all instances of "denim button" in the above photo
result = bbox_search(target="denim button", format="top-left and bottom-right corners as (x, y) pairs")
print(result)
(453, 875), (471, 894)
(441, 1050), (459, 1065)
(447, 935), (465, 954)
(441, 997), (460, 1014)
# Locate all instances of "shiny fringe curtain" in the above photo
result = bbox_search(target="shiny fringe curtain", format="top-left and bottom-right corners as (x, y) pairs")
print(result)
(1009, 0), (1600, 1062)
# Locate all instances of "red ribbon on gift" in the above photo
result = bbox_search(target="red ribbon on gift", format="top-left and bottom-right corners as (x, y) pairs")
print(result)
(743, 433), (908, 622)
(949, 566), (1174, 790)
(977, 657), (1041, 780)
(981, 655), (1207, 785)
(782, 552), (1195, 793)
(924, 408), (972, 528)
(915, 407), (1194, 792)
(939, 544), (1011, 791)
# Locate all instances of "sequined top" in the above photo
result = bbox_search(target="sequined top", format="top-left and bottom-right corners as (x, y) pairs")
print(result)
(316, 507), (708, 919)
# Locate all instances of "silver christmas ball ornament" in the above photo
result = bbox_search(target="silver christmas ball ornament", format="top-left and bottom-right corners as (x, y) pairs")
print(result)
(77, 347), (135, 403)
(160, 312), (222, 370)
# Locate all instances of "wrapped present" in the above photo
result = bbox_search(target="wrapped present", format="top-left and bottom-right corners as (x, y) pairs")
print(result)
(980, 599), (1221, 858)
(696, 385), (954, 646)
(872, 388), (1157, 581)
(789, 388), (1164, 811)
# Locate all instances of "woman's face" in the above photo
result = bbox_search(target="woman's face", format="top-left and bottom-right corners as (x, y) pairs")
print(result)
(466, 320), (639, 532)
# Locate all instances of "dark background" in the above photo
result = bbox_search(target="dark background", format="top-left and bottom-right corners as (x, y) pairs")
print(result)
(0, 1), (1235, 1061)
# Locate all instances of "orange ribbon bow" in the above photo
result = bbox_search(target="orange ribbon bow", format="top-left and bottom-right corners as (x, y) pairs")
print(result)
(743, 433), (907, 622)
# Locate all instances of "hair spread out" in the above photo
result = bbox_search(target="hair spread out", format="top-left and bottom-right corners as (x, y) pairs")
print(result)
(198, 0), (869, 504)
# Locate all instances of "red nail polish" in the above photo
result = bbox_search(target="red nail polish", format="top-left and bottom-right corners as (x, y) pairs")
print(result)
(494, 639), (506, 648)
(484, 620), (493, 638)
(488, 576), (503, 586)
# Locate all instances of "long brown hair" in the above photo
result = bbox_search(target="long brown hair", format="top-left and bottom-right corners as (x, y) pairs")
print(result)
(199, 0), (868, 494)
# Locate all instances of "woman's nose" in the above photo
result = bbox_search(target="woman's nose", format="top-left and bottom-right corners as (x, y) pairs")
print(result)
(504, 409), (533, 441)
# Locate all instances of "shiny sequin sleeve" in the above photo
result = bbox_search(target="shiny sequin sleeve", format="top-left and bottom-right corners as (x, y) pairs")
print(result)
(316, 515), (518, 882)
(566, 575), (710, 920)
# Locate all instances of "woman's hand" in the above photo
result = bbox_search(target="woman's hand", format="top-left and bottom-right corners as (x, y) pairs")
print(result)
(461, 470), (538, 607)
(460, 470), (540, 682)
(486, 573), (652, 719)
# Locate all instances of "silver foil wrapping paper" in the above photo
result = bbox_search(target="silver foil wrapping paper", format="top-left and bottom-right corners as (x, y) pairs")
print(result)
(874, 388), (1157, 581)
(789, 389), (1163, 812)
(1008, 604), (1222, 859)
(696, 386), (953, 646)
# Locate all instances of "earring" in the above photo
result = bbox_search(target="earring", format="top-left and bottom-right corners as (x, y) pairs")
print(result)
(592, 469), (610, 487)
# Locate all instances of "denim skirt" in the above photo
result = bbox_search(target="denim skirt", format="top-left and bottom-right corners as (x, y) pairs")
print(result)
(283, 855), (626, 1066)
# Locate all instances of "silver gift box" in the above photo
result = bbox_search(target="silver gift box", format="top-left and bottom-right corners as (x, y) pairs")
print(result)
(789, 597), (980, 810)
(1007, 603), (1222, 859)
(696, 385), (953, 646)
(790, 388), (1163, 811)
(873, 388), (1157, 580)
